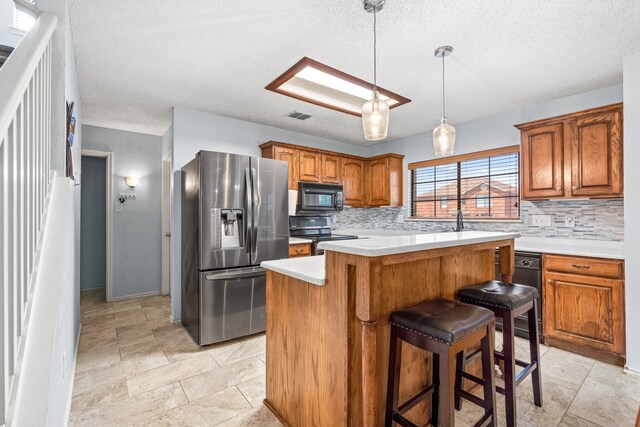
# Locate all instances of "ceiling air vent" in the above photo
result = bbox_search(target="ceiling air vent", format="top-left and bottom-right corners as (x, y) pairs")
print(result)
(286, 110), (312, 121)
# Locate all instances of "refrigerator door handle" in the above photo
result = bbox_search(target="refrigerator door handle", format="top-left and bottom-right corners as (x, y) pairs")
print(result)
(244, 168), (252, 254)
(251, 167), (259, 263)
(205, 266), (266, 281)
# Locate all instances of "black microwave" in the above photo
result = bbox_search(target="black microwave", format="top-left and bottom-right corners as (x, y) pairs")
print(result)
(297, 182), (344, 212)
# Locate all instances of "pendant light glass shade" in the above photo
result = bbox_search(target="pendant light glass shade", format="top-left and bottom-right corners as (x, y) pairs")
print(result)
(362, 0), (389, 141)
(432, 117), (456, 156)
(362, 90), (389, 141)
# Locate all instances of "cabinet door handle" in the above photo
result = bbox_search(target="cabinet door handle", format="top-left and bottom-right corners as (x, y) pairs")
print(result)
(547, 279), (553, 284)
(571, 264), (591, 269)
(572, 185), (579, 191)
(556, 186), (561, 191)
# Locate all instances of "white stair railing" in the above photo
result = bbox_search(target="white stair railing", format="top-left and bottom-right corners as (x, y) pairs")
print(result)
(0, 12), (57, 426)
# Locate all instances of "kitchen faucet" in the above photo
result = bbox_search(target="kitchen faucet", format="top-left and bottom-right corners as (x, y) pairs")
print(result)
(453, 209), (464, 232)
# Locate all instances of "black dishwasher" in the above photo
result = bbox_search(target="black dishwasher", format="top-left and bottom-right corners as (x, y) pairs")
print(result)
(494, 251), (543, 341)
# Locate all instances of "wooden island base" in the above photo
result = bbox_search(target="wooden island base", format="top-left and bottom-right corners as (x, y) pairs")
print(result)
(265, 239), (515, 427)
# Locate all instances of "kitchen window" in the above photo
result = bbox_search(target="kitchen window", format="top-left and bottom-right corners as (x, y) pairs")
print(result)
(409, 146), (520, 219)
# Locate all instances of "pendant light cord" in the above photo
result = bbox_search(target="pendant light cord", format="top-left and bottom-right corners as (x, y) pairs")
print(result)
(373, 4), (377, 90)
(442, 53), (445, 118)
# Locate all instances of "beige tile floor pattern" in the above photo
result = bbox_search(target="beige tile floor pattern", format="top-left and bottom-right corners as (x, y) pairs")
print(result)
(72, 290), (640, 426)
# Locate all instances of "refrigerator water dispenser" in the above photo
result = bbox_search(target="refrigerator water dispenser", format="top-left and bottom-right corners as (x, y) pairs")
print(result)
(210, 208), (244, 249)
(221, 209), (243, 248)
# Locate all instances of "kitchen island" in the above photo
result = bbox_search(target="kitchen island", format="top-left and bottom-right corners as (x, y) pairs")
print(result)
(261, 231), (519, 427)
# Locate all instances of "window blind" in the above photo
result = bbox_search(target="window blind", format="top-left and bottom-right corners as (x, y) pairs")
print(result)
(410, 146), (520, 219)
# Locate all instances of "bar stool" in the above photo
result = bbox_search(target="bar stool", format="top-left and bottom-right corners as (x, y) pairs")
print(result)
(385, 298), (497, 427)
(457, 280), (543, 427)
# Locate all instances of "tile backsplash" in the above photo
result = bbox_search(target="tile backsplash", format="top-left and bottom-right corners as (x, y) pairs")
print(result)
(332, 199), (624, 241)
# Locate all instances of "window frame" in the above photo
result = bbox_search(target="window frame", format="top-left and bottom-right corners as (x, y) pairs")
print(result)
(13, 0), (37, 33)
(408, 145), (520, 220)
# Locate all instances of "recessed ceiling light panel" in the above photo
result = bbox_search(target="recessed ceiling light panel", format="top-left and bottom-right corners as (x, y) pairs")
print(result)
(266, 57), (410, 117)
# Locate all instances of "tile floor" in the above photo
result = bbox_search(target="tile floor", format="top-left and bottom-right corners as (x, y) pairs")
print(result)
(71, 290), (640, 426)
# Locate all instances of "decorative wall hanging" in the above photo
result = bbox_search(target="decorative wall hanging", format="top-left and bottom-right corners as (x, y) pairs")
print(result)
(66, 100), (76, 180)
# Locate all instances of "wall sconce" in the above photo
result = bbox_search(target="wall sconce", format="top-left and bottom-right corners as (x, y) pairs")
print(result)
(125, 176), (139, 188)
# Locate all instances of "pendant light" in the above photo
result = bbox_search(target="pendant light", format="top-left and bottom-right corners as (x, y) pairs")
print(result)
(362, 0), (389, 141)
(433, 45), (456, 156)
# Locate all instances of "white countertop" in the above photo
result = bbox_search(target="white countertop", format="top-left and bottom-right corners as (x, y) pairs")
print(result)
(289, 237), (312, 245)
(261, 255), (325, 286)
(317, 231), (520, 257)
(334, 229), (624, 260)
(515, 237), (624, 259)
(264, 231), (624, 286)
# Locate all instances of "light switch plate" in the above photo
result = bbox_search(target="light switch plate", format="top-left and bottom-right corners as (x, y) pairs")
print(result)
(531, 214), (552, 227)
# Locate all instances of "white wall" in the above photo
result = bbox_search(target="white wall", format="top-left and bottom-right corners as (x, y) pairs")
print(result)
(368, 84), (623, 206)
(623, 52), (640, 373)
(172, 106), (368, 171)
(162, 124), (173, 157)
(83, 125), (163, 300)
(169, 106), (368, 320)
(0, 0), (22, 47)
(47, 4), (82, 426)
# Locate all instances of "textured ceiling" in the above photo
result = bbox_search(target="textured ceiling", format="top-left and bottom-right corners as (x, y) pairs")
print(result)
(68, 0), (640, 145)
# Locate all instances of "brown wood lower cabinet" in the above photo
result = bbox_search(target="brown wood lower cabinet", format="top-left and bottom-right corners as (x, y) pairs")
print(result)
(288, 243), (311, 258)
(543, 254), (625, 365)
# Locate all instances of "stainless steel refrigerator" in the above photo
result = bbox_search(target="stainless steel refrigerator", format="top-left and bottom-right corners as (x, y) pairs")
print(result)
(181, 151), (289, 345)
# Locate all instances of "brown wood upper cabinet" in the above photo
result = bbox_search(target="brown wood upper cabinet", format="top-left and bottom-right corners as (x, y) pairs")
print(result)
(321, 154), (342, 184)
(570, 109), (623, 197)
(365, 154), (403, 207)
(259, 141), (404, 207)
(516, 103), (623, 200)
(543, 254), (625, 366)
(261, 144), (299, 190)
(520, 123), (565, 199)
(298, 150), (321, 182)
(342, 158), (365, 207)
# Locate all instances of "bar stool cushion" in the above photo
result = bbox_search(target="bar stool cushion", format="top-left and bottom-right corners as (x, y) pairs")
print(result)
(389, 298), (494, 344)
(458, 280), (538, 310)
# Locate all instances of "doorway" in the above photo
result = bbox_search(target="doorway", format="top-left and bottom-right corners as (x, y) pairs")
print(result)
(161, 152), (172, 295)
(80, 150), (114, 301)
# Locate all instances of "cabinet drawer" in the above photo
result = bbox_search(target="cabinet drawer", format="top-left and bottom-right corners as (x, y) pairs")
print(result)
(543, 254), (623, 279)
(289, 243), (311, 257)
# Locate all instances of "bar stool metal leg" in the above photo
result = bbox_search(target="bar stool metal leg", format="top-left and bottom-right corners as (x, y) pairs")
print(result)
(385, 325), (402, 427)
(528, 300), (543, 407)
(480, 324), (497, 427)
(432, 353), (440, 426)
(454, 350), (465, 410)
(502, 309), (517, 427)
(438, 345), (456, 427)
